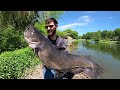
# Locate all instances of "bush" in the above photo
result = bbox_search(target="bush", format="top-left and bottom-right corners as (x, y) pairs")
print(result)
(0, 25), (27, 53)
(115, 41), (120, 44)
(0, 47), (40, 79)
(72, 40), (78, 45)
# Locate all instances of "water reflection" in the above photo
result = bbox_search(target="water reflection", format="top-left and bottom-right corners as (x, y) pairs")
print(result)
(67, 40), (120, 79)
(82, 41), (120, 60)
(67, 40), (80, 53)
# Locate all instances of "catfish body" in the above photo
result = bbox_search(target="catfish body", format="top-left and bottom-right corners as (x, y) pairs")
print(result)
(24, 25), (102, 79)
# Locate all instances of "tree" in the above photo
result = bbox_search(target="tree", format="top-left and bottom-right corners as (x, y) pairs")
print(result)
(71, 31), (78, 39)
(82, 34), (86, 39)
(85, 32), (92, 40)
(108, 30), (114, 40)
(101, 30), (109, 40)
(0, 11), (37, 31)
(63, 29), (78, 39)
(0, 11), (64, 53)
(114, 28), (120, 41)
(78, 35), (82, 39)
(92, 30), (101, 41)
(34, 11), (64, 35)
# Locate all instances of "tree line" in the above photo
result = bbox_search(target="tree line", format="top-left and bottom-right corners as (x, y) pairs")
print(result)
(82, 28), (120, 41)
(56, 29), (79, 39)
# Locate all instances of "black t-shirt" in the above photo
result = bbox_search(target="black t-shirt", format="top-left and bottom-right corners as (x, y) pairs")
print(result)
(47, 35), (58, 45)
(48, 35), (65, 51)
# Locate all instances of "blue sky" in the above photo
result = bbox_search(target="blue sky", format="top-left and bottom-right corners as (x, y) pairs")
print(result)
(57, 11), (120, 36)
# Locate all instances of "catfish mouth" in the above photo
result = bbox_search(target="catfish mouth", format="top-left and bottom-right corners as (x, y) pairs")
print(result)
(24, 36), (40, 48)
(24, 28), (42, 48)
(28, 40), (39, 44)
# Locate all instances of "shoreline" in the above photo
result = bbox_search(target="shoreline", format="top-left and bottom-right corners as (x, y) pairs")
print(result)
(23, 64), (43, 79)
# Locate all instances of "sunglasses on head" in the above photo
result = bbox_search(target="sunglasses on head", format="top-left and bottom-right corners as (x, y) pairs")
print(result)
(45, 25), (54, 29)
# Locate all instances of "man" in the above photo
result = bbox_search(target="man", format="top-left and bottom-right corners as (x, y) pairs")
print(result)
(43, 18), (74, 79)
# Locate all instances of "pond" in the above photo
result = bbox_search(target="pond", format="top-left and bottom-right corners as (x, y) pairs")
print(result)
(67, 40), (120, 79)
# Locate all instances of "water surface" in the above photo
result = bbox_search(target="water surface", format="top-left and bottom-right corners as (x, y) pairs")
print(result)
(68, 40), (120, 79)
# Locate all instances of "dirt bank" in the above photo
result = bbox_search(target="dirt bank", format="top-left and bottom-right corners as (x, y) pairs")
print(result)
(24, 64), (43, 79)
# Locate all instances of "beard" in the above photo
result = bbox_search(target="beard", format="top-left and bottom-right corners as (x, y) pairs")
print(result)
(47, 29), (56, 37)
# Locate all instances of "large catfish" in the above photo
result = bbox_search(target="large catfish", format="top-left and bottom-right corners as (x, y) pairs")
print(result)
(24, 25), (102, 79)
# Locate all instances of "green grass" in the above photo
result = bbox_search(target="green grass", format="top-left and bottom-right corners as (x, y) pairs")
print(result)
(99, 40), (117, 44)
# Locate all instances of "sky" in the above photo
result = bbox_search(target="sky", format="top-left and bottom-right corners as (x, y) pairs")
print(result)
(57, 11), (120, 36)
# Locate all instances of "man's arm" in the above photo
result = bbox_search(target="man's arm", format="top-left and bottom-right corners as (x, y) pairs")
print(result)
(56, 36), (69, 53)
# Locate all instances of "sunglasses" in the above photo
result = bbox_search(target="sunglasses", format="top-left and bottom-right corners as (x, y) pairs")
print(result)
(45, 25), (54, 29)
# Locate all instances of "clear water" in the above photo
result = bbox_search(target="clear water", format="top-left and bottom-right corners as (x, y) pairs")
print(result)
(68, 40), (120, 79)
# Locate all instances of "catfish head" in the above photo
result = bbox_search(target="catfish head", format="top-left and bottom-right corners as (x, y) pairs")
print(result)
(24, 25), (45, 49)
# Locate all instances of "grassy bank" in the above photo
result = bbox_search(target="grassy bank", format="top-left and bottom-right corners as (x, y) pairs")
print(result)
(98, 40), (118, 44)
(99, 40), (116, 43)
(83, 39), (120, 44)
(0, 47), (40, 79)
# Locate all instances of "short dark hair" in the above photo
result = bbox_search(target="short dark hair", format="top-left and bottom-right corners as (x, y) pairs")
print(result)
(45, 18), (58, 25)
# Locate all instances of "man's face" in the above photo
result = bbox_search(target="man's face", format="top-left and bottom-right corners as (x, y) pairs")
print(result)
(45, 21), (57, 37)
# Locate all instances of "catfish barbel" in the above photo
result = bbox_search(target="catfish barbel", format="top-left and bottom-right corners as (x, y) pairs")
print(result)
(24, 25), (102, 79)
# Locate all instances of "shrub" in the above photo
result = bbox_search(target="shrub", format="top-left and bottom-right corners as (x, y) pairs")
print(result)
(0, 25), (27, 53)
(0, 47), (40, 79)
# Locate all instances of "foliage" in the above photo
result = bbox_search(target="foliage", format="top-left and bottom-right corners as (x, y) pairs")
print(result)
(56, 30), (65, 37)
(72, 40), (80, 45)
(0, 11), (37, 30)
(34, 11), (64, 36)
(92, 30), (101, 41)
(85, 32), (92, 40)
(0, 11), (64, 53)
(114, 28), (120, 41)
(0, 25), (27, 53)
(38, 11), (64, 22)
(63, 29), (78, 39)
(82, 28), (120, 42)
(34, 22), (47, 35)
(0, 47), (40, 79)
(78, 35), (82, 39)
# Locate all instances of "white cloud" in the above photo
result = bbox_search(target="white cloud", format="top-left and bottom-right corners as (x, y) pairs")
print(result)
(58, 23), (87, 30)
(58, 15), (92, 30)
(78, 15), (91, 23)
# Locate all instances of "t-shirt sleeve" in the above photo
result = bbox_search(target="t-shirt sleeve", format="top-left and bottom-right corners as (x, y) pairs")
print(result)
(56, 37), (69, 53)
(56, 37), (66, 48)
